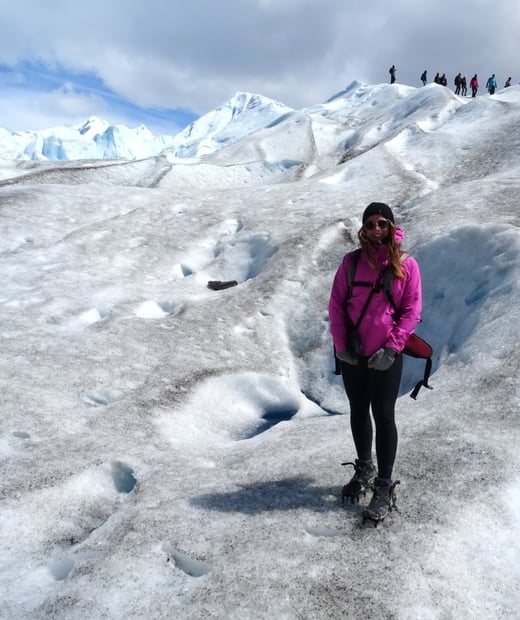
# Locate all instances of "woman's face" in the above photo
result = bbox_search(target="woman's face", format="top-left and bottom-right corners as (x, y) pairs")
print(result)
(364, 215), (391, 244)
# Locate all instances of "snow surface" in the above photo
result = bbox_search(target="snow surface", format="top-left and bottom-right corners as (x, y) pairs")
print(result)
(1, 82), (520, 619)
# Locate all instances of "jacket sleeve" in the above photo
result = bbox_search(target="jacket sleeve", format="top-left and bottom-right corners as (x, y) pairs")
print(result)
(386, 257), (422, 352)
(328, 254), (350, 353)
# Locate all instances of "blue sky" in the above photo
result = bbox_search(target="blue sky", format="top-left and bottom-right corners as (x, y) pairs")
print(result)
(1, 0), (518, 135)
(0, 61), (197, 134)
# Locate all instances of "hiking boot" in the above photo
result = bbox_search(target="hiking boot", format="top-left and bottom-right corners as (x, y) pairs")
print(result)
(341, 459), (376, 504)
(363, 478), (400, 525)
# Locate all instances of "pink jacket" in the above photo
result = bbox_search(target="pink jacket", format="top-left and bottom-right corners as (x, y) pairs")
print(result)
(328, 230), (422, 357)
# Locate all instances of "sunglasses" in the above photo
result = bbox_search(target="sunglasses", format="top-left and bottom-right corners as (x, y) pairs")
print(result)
(365, 219), (390, 230)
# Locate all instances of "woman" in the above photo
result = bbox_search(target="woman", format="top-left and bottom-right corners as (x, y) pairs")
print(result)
(328, 203), (422, 523)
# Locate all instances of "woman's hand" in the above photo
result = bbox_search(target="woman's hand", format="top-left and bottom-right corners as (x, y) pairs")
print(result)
(368, 347), (396, 371)
(336, 350), (359, 366)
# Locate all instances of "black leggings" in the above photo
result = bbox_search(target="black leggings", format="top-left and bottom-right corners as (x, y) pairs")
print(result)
(341, 354), (403, 480)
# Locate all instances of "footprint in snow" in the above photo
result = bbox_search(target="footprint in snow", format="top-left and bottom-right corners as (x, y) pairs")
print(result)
(84, 388), (122, 406)
(111, 460), (137, 493)
(163, 544), (212, 577)
(70, 306), (111, 329)
(135, 300), (181, 319)
(42, 461), (137, 582)
(48, 555), (75, 581)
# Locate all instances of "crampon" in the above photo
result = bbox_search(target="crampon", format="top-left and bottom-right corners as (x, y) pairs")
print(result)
(341, 459), (376, 504)
(362, 479), (400, 527)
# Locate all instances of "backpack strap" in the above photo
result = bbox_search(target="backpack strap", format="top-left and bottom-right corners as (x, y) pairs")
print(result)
(410, 357), (433, 399)
(346, 249), (387, 331)
(381, 251), (408, 316)
(346, 249), (362, 299)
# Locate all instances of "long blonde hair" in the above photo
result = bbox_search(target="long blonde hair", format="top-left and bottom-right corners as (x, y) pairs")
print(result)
(357, 221), (405, 279)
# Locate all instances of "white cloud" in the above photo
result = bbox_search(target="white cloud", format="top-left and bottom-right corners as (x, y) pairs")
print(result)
(0, 86), (109, 132)
(1, 0), (519, 128)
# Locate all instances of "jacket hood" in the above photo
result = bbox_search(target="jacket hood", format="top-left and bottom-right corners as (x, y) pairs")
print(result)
(394, 226), (404, 244)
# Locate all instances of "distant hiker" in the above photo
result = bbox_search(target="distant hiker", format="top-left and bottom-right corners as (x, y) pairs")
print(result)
(389, 65), (396, 84)
(486, 74), (497, 95)
(470, 74), (479, 97)
(440, 73), (448, 87)
(461, 76), (467, 96)
(454, 73), (462, 95)
(329, 203), (422, 524)
(504, 77), (512, 88)
(433, 72), (441, 84)
(420, 70), (428, 86)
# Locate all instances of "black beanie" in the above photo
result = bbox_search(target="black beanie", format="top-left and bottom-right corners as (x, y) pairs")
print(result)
(362, 202), (394, 224)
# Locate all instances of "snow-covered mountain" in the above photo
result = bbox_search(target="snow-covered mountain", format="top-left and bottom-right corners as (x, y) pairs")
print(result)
(0, 82), (476, 164)
(4, 81), (519, 188)
(0, 116), (178, 162)
(167, 91), (293, 159)
(0, 91), (293, 162)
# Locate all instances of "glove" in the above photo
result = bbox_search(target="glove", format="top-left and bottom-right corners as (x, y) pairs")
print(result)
(368, 347), (397, 371)
(336, 350), (359, 366)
